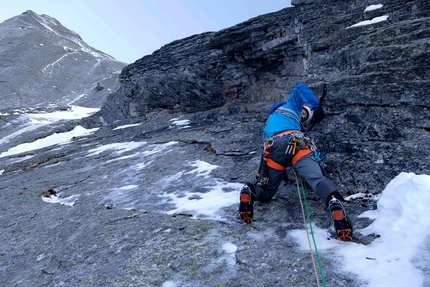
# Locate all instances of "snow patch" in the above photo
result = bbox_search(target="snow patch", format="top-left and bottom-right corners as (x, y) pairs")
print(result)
(0, 106), (99, 147)
(0, 126), (99, 158)
(27, 106), (100, 123)
(113, 123), (142, 130)
(222, 242), (238, 266)
(345, 192), (377, 201)
(162, 281), (178, 287)
(184, 160), (218, 177)
(169, 117), (191, 129)
(365, 4), (383, 12)
(42, 194), (81, 206)
(87, 141), (147, 157)
(222, 242), (238, 254)
(291, 172), (430, 287)
(347, 15), (389, 29)
(162, 160), (241, 220)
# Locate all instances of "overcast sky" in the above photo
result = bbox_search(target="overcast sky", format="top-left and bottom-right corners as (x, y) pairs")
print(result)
(0, 0), (292, 63)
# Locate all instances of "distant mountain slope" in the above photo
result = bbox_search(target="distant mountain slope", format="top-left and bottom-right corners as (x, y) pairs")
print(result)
(0, 10), (126, 109)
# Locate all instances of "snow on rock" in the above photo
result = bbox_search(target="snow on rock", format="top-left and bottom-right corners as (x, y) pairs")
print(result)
(343, 172), (430, 287)
(364, 4), (384, 12)
(347, 15), (389, 29)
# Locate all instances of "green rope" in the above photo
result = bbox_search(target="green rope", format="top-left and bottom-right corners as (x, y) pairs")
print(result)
(296, 174), (327, 287)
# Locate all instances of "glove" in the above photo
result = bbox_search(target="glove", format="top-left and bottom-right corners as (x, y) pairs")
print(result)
(308, 84), (326, 127)
(311, 107), (325, 124)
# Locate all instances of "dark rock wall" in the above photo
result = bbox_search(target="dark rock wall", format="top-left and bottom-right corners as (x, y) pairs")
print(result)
(95, 0), (430, 193)
(93, 1), (429, 195)
(296, 0), (430, 192)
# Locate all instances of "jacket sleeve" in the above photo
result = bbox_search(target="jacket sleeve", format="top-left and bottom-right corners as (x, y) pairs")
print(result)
(289, 83), (319, 111)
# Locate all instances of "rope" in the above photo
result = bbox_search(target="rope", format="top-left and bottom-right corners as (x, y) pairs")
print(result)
(293, 170), (326, 287)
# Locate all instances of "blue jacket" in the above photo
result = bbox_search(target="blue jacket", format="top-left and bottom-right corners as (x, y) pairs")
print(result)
(263, 83), (319, 139)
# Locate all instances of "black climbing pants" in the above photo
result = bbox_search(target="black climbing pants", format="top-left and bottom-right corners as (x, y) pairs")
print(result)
(250, 152), (340, 207)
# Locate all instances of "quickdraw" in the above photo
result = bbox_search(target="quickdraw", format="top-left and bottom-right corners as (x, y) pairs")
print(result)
(254, 142), (273, 186)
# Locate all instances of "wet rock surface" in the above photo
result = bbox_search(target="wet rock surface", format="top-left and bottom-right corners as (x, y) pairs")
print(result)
(0, 108), (372, 287)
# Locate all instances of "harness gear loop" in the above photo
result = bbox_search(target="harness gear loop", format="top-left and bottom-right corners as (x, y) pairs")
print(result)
(258, 130), (322, 186)
(264, 131), (314, 170)
(255, 143), (273, 186)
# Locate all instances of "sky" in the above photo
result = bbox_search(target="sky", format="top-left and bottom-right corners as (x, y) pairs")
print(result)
(1, 106), (429, 287)
(0, 0), (292, 63)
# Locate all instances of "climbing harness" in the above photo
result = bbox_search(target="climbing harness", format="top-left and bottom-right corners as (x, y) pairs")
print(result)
(254, 146), (269, 187)
(294, 169), (327, 287)
(258, 131), (321, 176)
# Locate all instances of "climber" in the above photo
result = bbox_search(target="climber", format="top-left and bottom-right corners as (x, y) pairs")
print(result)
(239, 83), (353, 241)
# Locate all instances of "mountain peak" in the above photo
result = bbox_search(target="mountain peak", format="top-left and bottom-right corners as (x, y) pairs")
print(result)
(19, 10), (83, 43)
(0, 10), (126, 109)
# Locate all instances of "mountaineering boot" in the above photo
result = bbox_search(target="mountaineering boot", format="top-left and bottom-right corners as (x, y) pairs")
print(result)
(328, 196), (353, 241)
(239, 184), (254, 224)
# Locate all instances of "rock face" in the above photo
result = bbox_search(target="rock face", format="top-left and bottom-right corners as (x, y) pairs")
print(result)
(0, 10), (126, 109)
(1, 1), (430, 286)
(92, 0), (430, 194)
